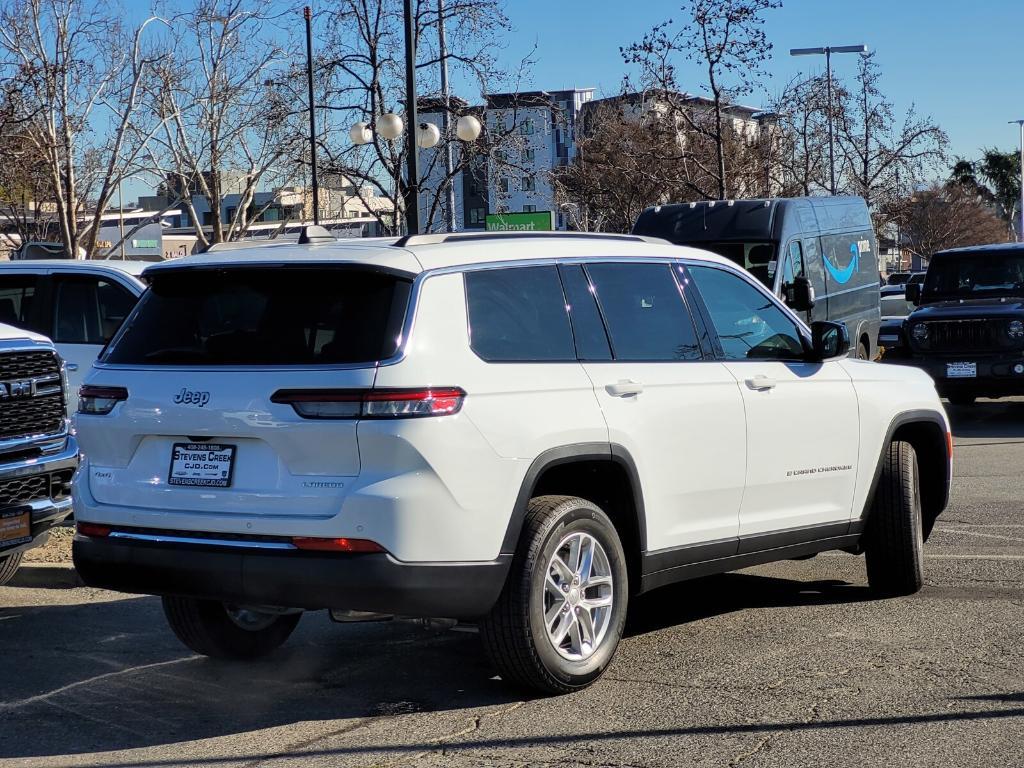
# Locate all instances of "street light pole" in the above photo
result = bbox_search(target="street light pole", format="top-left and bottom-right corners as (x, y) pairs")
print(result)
(403, 0), (420, 235)
(791, 44), (868, 196)
(1012, 120), (1024, 242)
(303, 6), (320, 226)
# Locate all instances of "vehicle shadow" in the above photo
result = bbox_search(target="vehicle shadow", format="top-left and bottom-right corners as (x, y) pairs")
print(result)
(0, 595), (519, 759)
(946, 398), (1024, 440)
(0, 569), (877, 760)
(7, 564), (83, 590)
(625, 570), (871, 637)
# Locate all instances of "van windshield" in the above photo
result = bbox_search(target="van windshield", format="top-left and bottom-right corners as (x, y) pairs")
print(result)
(695, 242), (776, 289)
(923, 251), (1024, 301)
(103, 266), (412, 366)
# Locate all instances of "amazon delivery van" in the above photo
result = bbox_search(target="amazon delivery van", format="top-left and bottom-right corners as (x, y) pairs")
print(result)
(633, 196), (881, 359)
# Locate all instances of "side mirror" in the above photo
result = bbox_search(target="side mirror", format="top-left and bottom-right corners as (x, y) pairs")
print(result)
(905, 283), (922, 305)
(785, 276), (816, 312)
(809, 320), (850, 361)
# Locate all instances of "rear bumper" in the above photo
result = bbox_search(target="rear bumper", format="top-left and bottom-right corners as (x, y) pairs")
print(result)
(72, 532), (511, 619)
(0, 435), (78, 559)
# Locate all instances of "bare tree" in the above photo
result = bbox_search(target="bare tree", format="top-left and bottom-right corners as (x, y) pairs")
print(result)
(623, 0), (780, 200)
(142, 0), (305, 249)
(315, 0), (533, 234)
(0, 0), (164, 257)
(767, 74), (834, 196)
(835, 51), (947, 227)
(900, 182), (1008, 258)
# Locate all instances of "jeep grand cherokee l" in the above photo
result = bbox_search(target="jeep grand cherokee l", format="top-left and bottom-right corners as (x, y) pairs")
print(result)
(72, 231), (951, 694)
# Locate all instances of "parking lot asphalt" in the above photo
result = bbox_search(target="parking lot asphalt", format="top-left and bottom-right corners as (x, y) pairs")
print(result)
(1, 400), (1023, 768)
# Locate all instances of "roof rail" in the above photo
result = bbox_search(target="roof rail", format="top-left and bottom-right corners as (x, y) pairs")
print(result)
(393, 231), (664, 247)
(298, 224), (336, 244)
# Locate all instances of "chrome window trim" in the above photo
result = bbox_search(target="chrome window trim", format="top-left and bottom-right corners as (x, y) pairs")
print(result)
(107, 531), (298, 550)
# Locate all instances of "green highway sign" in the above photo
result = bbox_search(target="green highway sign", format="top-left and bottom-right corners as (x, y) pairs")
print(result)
(485, 211), (553, 231)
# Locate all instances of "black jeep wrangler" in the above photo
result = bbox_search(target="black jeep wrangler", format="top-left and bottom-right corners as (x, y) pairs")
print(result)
(903, 243), (1024, 405)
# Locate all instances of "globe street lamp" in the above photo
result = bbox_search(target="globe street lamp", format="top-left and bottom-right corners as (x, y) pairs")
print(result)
(349, 112), (481, 232)
(790, 44), (868, 195)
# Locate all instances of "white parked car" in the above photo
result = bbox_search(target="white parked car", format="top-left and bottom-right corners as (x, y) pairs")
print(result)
(72, 231), (951, 693)
(0, 260), (148, 393)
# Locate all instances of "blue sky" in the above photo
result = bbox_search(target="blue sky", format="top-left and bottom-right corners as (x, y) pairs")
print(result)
(496, 0), (1023, 162)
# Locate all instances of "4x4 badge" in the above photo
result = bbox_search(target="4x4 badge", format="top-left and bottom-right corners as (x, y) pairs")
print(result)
(173, 387), (210, 407)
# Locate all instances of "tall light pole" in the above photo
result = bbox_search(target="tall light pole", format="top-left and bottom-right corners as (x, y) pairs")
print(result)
(402, 0), (420, 235)
(303, 6), (320, 225)
(790, 44), (868, 195)
(1011, 120), (1024, 242)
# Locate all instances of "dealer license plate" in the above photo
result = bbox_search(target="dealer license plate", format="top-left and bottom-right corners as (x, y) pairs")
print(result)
(168, 443), (236, 488)
(946, 362), (977, 379)
(0, 508), (31, 549)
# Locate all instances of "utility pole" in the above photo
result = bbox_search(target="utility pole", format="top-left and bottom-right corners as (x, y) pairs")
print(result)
(1013, 120), (1024, 242)
(403, 0), (420, 235)
(304, 6), (320, 225)
(437, 0), (456, 232)
(791, 44), (868, 196)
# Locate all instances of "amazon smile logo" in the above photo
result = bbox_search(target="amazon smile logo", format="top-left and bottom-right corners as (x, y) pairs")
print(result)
(823, 241), (868, 284)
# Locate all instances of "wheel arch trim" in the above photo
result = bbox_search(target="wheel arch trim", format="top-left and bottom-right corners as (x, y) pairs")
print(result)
(500, 443), (647, 556)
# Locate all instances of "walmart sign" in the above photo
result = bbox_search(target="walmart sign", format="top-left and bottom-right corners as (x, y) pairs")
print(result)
(485, 211), (553, 232)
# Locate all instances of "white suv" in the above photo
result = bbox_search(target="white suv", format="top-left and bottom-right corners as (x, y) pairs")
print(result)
(72, 232), (951, 693)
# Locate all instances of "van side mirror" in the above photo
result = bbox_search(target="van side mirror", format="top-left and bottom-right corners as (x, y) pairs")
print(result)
(785, 276), (815, 312)
(809, 321), (850, 361)
(905, 282), (922, 305)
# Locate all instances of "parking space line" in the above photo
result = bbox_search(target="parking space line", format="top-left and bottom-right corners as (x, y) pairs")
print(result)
(933, 528), (1024, 544)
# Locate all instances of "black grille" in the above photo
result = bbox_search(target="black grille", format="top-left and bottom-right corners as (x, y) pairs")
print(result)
(0, 351), (64, 440)
(0, 473), (49, 507)
(926, 320), (999, 352)
(0, 351), (61, 381)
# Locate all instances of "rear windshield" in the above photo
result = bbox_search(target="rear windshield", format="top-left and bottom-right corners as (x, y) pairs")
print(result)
(103, 267), (412, 366)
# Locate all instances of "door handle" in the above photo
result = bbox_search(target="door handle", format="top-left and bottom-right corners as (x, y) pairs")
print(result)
(606, 380), (644, 397)
(745, 375), (776, 391)
(66, 363), (79, 371)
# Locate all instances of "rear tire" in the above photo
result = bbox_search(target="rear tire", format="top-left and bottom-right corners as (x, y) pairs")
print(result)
(864, 441), (924, 597)
(480, 495), (628, 694)
(0, 552), (22, 586)
(857, 341), (870, 360)
(162, 596), (301, 659)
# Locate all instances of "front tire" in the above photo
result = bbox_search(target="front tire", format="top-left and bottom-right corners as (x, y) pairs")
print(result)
(0, 552), (22, 586)
(162, 596), (301, 659)
(480, 495), (628, 694)
(864, 441), (924, 597)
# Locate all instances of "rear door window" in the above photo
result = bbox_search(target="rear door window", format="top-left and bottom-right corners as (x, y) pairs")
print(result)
(585, 263), (702, 361)
(51, 276), (137, 344)
(0, 274), (41, 332)
(558, 264), (612, 361)
(465, 266), (575, 362)
(104, 267), (412, 365)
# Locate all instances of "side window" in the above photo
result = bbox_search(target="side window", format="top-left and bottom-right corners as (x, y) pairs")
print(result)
(688, 265), (806, 361)
(0, 275), (40, 332)
(465, 266), (575, 362)
(558, 265), (612, 361)
(783, 241), (805, 285)
(52, 277), (136, 345)
(585, 263), (702, 361)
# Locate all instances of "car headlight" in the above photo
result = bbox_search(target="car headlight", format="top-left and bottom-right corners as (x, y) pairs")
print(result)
(911, 323), (929, 342)
(1008, 319), (1024, 339)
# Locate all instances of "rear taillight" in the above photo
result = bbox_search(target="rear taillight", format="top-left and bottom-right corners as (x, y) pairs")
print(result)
(79, 385), (128, 415)
(292, 536), (386, 553)
(271, 387), (465, 420)
(77, 522), (111, 537)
